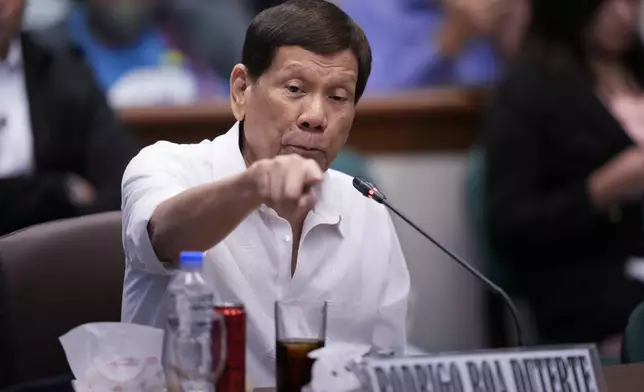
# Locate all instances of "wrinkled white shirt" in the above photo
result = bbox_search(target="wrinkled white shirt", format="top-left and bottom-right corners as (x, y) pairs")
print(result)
(121, 123), (410, 387)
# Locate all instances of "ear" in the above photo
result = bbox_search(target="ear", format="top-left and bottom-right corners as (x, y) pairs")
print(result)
(230, 64), (253, 122)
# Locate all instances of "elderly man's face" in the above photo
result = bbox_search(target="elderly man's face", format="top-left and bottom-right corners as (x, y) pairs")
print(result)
(231, 46), (358, 171)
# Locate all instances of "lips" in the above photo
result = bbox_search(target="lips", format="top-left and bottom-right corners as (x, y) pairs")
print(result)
(281, 144), (325, 159)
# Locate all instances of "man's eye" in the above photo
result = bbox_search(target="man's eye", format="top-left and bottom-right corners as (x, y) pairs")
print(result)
(330, 95), (348, 102)
(286, 85), (302, 93)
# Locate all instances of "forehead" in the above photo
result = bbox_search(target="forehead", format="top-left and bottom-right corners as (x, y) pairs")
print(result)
(267, 46), (358, 83)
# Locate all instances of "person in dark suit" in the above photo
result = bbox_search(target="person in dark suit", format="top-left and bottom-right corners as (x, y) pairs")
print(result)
(0, 0), (135, 236)
(485, 0), (644, 355)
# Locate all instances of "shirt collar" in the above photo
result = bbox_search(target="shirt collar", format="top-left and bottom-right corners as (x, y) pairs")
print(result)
(311, 171), (344, 231)
(0, 39), (22, 71)
(209, 121), (248, 179)
(216, 122), (345, 236)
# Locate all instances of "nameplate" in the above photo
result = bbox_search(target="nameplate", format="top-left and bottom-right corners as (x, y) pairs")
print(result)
(361, 345), (605, 392)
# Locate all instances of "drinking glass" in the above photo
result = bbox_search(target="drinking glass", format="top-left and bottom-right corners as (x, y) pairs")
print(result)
(275, 300), (327, 392)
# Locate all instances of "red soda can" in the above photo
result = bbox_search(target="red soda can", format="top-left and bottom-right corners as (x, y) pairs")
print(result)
(213, 303), (246, 392)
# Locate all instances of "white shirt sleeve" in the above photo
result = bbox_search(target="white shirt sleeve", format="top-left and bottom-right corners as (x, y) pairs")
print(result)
(121, 142), (192, 275)
(372, 211), (411, 354)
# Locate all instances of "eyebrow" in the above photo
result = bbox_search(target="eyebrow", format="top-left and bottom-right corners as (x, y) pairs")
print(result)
(281, 64), (357, 87)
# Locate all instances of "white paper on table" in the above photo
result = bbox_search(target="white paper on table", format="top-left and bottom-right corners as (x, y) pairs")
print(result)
(307, 343), (370, 392)
(60, 322), (166, 391)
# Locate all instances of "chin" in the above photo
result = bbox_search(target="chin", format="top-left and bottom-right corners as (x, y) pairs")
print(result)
(301, 154), (327, 172)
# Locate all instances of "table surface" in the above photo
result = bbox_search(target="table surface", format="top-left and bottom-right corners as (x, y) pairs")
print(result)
(253, 364), (644, 392)
(602, 364), (644, 392)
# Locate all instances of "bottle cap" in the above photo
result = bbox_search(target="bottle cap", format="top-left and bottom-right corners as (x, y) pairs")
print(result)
(179, 251), (204, 268)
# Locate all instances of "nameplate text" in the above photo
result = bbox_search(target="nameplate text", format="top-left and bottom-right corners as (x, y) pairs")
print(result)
(361, 346), (605, 392)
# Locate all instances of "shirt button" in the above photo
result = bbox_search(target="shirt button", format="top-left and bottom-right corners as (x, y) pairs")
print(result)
(283, 235), (291, 242)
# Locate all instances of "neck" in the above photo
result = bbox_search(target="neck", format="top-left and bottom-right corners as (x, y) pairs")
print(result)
(273, 200), (309, 231)
(241, 141), (253, 168)
(239, 122), (255, 168)
(287, 212), (307, 231)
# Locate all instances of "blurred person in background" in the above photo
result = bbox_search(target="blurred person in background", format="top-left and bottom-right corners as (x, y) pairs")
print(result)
(165, 0), (253, 82)
(0, 0), (135, 236)
(66, 0), (246, 107)
(339, 0), (529, 94)
(485, 0), (644, 355)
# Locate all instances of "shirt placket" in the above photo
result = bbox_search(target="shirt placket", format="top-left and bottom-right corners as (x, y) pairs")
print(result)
(261, 207), (293, 299)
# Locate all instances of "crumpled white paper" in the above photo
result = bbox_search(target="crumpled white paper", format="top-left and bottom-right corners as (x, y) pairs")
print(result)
(59, 322), (166, 391)
(306, 344), (371, 392)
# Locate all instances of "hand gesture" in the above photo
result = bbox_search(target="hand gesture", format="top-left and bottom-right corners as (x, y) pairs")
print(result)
(248, 154), (324, 221)
(444, 0), (508, 36)
(439, 0), (510, 56)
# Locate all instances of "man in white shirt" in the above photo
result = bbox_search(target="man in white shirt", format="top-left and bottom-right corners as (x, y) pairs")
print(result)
(121, 0), (410, 386)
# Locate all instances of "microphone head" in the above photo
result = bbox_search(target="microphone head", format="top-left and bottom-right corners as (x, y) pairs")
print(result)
(352, 176), (386, 203)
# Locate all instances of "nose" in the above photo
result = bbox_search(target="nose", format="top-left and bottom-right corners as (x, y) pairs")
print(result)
(297, 95), (327, 132)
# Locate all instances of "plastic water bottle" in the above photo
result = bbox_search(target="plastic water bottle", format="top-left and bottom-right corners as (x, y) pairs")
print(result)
(167, 251), (214, 392)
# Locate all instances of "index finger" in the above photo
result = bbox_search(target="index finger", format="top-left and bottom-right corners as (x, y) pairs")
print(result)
(302, 159), (324, 185)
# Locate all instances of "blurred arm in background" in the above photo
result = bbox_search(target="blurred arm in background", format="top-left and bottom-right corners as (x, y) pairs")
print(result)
(440, 0), (528, 61)
(339, 0), (528, 94)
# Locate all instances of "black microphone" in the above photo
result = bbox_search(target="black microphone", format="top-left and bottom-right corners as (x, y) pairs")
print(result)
(353, 176), (524, 347)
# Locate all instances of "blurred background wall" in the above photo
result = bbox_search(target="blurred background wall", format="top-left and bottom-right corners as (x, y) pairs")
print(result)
(370, 154), (486, 351)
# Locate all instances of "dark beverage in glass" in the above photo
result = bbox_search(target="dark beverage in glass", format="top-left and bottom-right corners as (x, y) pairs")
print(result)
(276, 338), (325, 392)
(275, 301), (327, 392)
